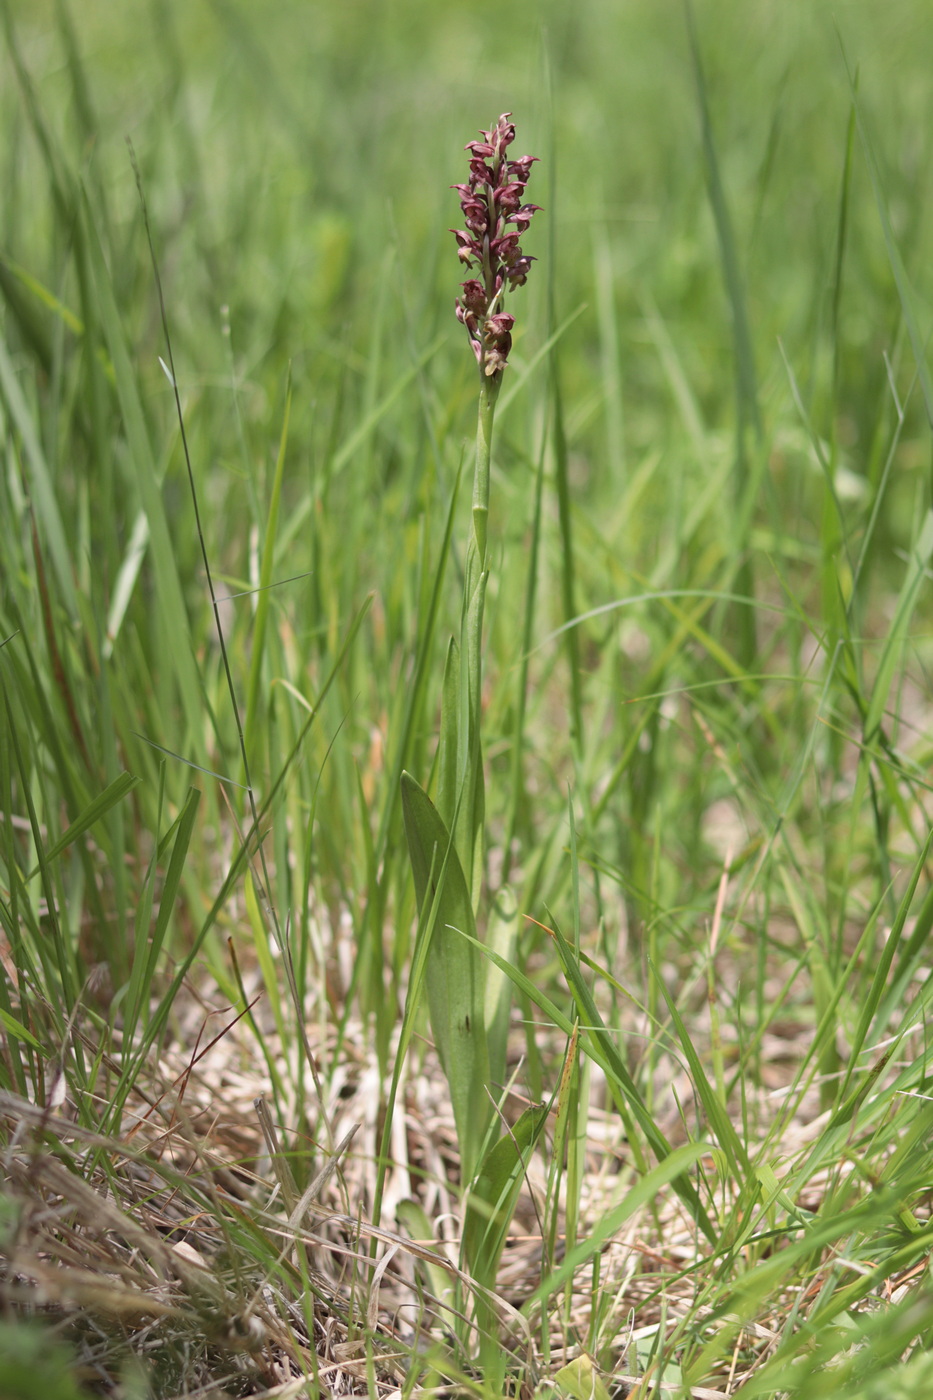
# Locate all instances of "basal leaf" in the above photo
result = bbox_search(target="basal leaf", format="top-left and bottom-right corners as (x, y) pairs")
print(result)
(401, 771), (491, 1182)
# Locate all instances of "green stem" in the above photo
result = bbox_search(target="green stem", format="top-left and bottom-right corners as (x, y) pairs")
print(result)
(454, 369), (500, 905)
(472, 370), (501, 566)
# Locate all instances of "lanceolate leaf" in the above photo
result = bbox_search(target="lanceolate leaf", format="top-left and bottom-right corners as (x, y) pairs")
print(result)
(435, 637), (460, 838)
(463, 1099), (549, 1383)
(484, 884), (517, 1091)
(462, 1101), (549, 1288)
(555, 1354), (613, 1400)
(401, 771), (491, 1182)
(460, 561), (487, 913)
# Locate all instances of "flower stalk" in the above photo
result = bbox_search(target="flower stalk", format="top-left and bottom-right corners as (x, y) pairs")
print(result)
(449, 113), (539, 905)
(453, 109), (539, 790)
(471, 372), (498, 568)
(400, 115), (539, 1363)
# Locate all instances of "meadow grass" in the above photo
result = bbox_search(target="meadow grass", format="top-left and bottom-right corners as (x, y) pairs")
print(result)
(3, 1), (933, 1396)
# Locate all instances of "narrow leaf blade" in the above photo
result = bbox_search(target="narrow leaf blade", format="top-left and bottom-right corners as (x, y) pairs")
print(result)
(401, 771), (491, 1180)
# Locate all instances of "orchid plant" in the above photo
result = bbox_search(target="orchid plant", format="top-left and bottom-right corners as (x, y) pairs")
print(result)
(399, 114), (542, 1371)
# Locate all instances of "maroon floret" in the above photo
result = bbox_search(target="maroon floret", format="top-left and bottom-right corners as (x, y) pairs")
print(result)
(452, 113), (540, 378)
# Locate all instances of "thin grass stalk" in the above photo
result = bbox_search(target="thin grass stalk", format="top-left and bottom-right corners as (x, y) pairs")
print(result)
(685, 0), (761, 668)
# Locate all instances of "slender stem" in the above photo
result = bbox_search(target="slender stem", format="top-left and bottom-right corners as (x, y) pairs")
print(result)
(472, 370), (501, 566)
(449, 367), (501, 908)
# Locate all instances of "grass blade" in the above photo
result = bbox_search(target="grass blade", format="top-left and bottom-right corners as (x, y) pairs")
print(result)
(549, 917), (715, 1241)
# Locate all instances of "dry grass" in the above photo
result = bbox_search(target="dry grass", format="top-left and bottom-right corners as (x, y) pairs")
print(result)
(4, 932), (929, 1398)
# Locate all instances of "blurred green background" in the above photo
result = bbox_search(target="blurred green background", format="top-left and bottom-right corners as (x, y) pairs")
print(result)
(8, 0), (933, 463)
(7, 0), (933, 546)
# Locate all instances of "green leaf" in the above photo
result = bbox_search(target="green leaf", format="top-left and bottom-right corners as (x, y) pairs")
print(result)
(435, 637), (460, 838)
(484, 884), (517, 1092)
(651, 956), (752, 1185)
(401, 771), (491, 1182)
(554, 1354), (612, 1400)
(0, 1319), (91, 1400)
(845, 50), (933, 432)
(81, 186), (207, 758)
(396, 1198), (453, 1308)
(25, 770), (139, 879)
(0, 1007), (43, 1050)
(276, 334), (447, 556)
(123, 785), (201, 1051)
(462, 1102), (548, 1290)
(0, 329), (75, 614)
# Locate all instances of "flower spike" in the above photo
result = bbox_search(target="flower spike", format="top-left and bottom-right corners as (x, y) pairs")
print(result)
(452, 113), (539, 379)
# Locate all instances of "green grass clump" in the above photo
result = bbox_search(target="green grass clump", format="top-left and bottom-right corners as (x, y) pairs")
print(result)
(4, 1), (933, 1396)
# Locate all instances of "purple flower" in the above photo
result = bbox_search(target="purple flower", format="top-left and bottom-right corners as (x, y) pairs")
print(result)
(494, 182), (524, 214)
(469, 158), (494, 185)
(510, 204), (541, 232)
(507, 155), (539, 183)
(490, 231), (521, 260)
(452, 112), (539, 379)
(460, 280), (489, 315)
(505, 256), (535, 289)
(484, 312), (515, 342)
